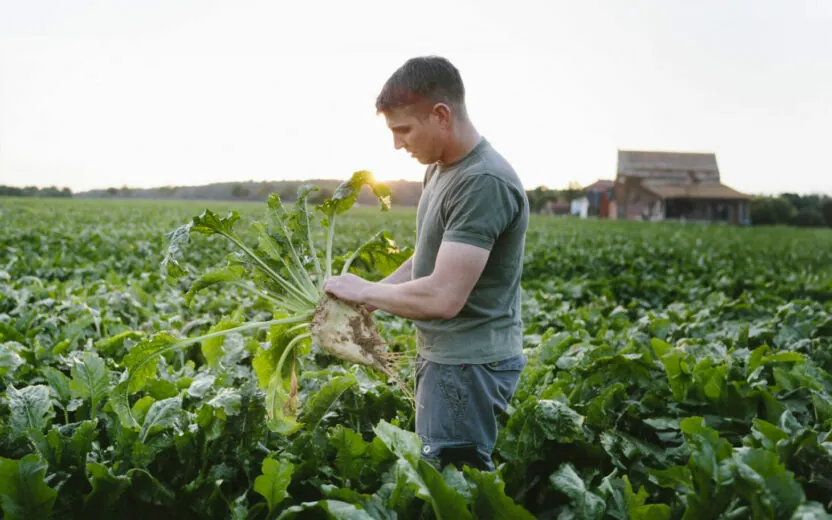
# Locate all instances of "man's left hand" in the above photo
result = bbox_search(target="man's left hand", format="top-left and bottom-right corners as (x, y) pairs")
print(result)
(323, 274), (370, 305)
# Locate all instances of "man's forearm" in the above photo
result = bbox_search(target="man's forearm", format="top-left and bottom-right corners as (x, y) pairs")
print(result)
(379, 256), (413, 285)
(361, 276), (455, 321)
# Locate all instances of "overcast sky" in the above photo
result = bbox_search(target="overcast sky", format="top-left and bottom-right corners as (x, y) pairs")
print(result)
(1, 0), (830, 195)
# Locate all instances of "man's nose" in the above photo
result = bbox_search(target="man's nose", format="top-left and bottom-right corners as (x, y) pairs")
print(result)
(393, 135), (405, 150)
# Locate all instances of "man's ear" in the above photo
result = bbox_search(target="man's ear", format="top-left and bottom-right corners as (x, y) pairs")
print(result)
(431, 103), (452, 127)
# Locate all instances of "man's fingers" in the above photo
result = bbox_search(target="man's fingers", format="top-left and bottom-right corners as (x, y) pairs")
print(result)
(322, 280), (336, 296)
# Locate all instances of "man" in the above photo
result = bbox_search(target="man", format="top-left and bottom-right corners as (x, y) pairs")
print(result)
(323, 56), (529, 471)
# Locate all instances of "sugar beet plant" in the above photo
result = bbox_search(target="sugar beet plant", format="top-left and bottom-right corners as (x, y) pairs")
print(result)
(112, 171), (411, 433)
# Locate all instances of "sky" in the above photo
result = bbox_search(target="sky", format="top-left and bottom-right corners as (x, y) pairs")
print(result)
(1, 0), (830, 195)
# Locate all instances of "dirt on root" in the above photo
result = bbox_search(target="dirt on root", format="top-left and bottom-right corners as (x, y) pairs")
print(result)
(348, 309), (384, 353)
(312, 295), (385, 355)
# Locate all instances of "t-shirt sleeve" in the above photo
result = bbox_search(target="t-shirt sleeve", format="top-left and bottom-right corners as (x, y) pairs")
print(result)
(442, 174), (520, 250)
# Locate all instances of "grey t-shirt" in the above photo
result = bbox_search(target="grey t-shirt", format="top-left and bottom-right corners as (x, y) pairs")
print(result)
(412, 138), (529, 364)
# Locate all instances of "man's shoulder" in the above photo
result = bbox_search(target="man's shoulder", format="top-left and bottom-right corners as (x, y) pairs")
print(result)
(460, 140), (523, 190)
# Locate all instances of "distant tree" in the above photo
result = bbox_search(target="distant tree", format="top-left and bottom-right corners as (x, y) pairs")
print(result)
(792, 208), (826, 228)
(257, 182), (277, 198)
(308, 187), (333, 204)
(563, 181), (585, 202)
(0, 186), (23, 196)
(106, 187), (118, 196)
(780, 193), (803, 211)
(231, 183), (249, 198)
(157, 186), (178, 197)
(278, 184), (298, 201)
(40, 186), (60, 197)
(526, 186), (559, 213)
(821, 199), (832, 228)
(801, 194), (822, 212)
(0, 185), (73, 197)
(751, 196), (797, 226)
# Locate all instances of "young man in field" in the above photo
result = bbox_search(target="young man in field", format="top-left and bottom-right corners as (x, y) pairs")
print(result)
(323, 56), (529, 471)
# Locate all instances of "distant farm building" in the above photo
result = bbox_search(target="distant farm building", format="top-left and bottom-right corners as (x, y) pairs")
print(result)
(542, 198), (571, 216)
(570, 196), (589, 218)
(583, 179), (615, 218)
(614, 150), (751, 224)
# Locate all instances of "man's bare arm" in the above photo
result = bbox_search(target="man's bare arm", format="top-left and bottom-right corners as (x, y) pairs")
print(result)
(355, 241), (488, 320)
(379, 256), (414, 285)
(361, 255), (413, 312)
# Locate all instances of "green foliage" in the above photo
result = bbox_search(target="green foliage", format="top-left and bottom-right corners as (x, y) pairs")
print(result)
(0, 184), (72, 197)
(319, 170), (392, 218)
(69, 351), (110, 417)
(751, 196), (798, 226)
(465, 467), (535, 519)
(254, 457), (294, 512)
(1, 196), (831, 518)
(551, 463), (605, 519)
(0, 454), (58, 519)
(7, 385), (55, 439)
(751, 194), (831, 227)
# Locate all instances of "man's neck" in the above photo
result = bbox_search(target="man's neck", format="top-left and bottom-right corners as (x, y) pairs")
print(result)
(439, 120), (481, 166)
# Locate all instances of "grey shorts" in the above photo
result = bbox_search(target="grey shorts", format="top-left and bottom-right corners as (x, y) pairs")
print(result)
(414, 353), (526, 471)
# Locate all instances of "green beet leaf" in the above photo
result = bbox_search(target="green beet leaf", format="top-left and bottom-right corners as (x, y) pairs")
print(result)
(732, 448), (805, 519)
(373, 419), (422, 462)
(277, 499), (376, 519)
(329, 425), (370, 483)
(69, 350), (111, 417)
(550, 463), (606, 520)
(121, 332), (179, 393)
(465, 466), (534, 519)
(184, 265), (247, 306)
(301, 373), (357, 431)
(84, 462), (132, 510)
(139, 396), (183, 443)
(201, 318), (242, 369)
(254, 457), (294, 512)
(0, 454), (58, 520)
(7, 384), (54, 439)
(319, 170), (391, 219)
(0, 342), (24, 378)
(40, 366), (72, 407)
(374, 420), (472, 519)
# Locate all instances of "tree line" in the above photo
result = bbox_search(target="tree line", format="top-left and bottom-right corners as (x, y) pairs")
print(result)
(0, 185), (73, 197)
(3, 181), (831, 228)
(750, 194), (832, 228)
(76, 180), (426, 207)
(526, 185), (585, 213)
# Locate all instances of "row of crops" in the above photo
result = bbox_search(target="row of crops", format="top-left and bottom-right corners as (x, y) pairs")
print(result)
(1, 195), (831, 519)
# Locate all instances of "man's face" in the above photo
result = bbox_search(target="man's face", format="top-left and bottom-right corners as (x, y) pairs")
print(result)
(383, 105), (447, 165)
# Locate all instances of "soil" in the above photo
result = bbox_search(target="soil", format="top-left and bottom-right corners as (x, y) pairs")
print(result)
(348, 309), (384, 353)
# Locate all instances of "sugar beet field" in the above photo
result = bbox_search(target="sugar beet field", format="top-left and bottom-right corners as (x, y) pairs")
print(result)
(1, 195), (832, 520)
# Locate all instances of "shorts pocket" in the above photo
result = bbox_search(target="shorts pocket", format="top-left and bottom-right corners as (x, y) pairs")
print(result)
(484, 354), (527, 373)
(438, 363), (472, 438)
(482, 354), (526, 408)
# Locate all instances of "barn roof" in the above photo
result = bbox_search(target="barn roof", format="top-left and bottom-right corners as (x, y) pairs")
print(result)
(644, 183), (751, 200)
(617, 150), (719, 177)
(584, 179), (615, 191)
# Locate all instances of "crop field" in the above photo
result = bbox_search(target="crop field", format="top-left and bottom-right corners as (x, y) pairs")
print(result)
(1, 194), (832, 519)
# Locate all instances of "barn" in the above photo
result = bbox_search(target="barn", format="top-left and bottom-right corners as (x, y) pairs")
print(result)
(614, 150), (751, 224)
(584, 179), (615, 218)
